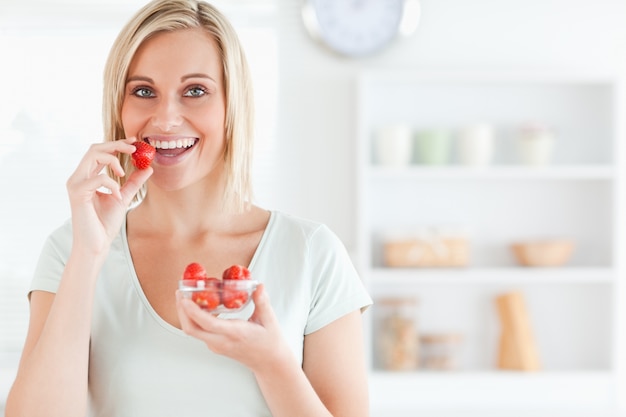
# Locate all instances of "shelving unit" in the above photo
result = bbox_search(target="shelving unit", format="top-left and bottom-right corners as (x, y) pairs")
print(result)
(355, 70), (624, 415)
(369, 267), (614, 286)
(369, 370), (615, 411)
(369, 165), (615, 180)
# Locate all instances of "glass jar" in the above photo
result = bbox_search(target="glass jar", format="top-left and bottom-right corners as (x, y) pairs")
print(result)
(375, 297), (419, 371)
(419, 333), (464, 370)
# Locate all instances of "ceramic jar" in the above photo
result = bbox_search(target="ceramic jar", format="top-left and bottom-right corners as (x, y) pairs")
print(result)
(374, 124), (413, 167)
(457, 123), (494, 166)
(415, 128), (451, 165)
(516, 124), (555, 166)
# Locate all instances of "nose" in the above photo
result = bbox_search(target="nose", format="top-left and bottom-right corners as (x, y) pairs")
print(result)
(152, 95), (183, 132)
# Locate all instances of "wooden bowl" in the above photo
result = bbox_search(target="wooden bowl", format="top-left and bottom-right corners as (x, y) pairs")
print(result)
(510, 240), (574, 267)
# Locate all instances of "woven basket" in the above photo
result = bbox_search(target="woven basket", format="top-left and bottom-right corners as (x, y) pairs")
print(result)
(383, 237), (469, 267)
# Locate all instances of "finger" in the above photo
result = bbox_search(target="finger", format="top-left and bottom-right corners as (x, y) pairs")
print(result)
(109, 136), (139, 149)
(120, 136), (137, 144)
(249, 284), (275, 326)
(119, 167), (153, 206)
(175, 292), (217, 338)
(178, 300), (235, 349)
(89, 153), (126, 178)
(252, 283), (265, 304)
(70, 173), (123, 201)
(176, 291), (223, 330)
(176, 295), (203, 334)
(89, 140), (137, 157)
(181, 298), (225, 330)
(96, 175), (123, 200)
(75, 142), (136, 179)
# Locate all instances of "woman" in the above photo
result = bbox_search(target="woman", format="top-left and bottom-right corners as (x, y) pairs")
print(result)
(5, 1), (372, 416)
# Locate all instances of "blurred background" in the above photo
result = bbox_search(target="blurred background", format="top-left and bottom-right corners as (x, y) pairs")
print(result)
(1, 1), (626, 416)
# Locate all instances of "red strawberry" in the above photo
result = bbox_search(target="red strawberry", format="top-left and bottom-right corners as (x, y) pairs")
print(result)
(191, 278), (221, 310)
(192, 290), (221, 310)
(183, 262), (207, 281)
(131, 141), (156, 170)
(205, 277), (221, 286)
(222, 281), (249, 309)
(222, 265), (251, 281)
(222, 265), (251, 309)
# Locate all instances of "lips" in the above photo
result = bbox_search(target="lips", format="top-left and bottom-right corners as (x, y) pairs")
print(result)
(145, 137), (198, 158)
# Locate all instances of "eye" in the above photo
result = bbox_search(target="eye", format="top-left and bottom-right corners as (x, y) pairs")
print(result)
(184, 86), (208, 97)
(131, 87), (155, 98)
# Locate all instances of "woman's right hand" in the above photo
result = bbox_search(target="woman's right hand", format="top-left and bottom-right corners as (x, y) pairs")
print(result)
(65, 137), (152, 256)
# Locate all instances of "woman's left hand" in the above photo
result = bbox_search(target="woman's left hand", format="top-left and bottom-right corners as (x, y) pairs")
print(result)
(176, 284), (289, 372)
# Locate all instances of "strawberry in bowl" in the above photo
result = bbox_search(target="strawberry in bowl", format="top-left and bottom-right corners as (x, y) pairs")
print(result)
(222, 265), (252, 309)
(179, 263), (258, 313)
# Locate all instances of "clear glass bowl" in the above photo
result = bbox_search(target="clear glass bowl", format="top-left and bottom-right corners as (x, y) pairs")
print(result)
(179, 279), (259, 313)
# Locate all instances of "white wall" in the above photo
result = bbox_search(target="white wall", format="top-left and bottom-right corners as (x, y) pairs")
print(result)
(272, 0), (626, 251)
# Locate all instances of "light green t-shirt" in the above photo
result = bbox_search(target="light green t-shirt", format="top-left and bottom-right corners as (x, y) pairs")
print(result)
(30, 210), (372, 417)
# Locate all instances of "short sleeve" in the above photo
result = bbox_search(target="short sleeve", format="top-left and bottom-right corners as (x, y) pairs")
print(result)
(304, 224), (372, 335)
(29, 219), (73, 296)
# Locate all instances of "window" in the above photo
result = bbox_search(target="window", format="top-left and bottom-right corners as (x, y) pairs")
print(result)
(0, 0), (277, 373)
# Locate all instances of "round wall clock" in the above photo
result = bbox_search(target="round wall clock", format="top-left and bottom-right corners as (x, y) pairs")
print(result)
(301, 0), (421, 57)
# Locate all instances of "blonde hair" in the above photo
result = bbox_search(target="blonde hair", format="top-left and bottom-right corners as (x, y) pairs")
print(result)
(103, 0), (254, 212)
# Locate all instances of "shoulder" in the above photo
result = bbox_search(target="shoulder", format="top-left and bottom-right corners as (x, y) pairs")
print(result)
(269, 211), (341, 248)
(266, 211), (352, 274)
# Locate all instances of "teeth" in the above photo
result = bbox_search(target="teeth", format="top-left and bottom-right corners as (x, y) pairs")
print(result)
(147, 138), (196, 149)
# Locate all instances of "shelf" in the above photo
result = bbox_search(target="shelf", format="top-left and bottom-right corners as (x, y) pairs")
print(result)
(369, 370), (615, 411)
(368, 165), (615, 180)
(369, 267), (615, 287)
(357, 70), (623, 413)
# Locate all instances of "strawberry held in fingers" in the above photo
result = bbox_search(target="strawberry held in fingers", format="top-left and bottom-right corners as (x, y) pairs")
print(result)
(131, 141), (156, 170)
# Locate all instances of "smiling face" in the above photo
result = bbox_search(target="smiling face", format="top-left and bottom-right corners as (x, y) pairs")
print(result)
(122, 28), (226, 192)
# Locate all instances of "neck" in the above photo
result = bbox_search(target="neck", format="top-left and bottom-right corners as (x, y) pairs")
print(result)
(133, 178), (239, 237)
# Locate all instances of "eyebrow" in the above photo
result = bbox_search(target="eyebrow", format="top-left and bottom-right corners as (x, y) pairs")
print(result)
(181, 73), (216, 83)
(126, 73), (217, 84)
(126, 75), (153, 84)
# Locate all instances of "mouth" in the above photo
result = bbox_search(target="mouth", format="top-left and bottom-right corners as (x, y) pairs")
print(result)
(145, 137), (198, 157)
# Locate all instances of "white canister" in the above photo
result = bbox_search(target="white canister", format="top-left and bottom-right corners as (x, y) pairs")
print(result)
(374, 124), (413, 167)
(517, 124), (555, 166)
(456, 123), (494, 166)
